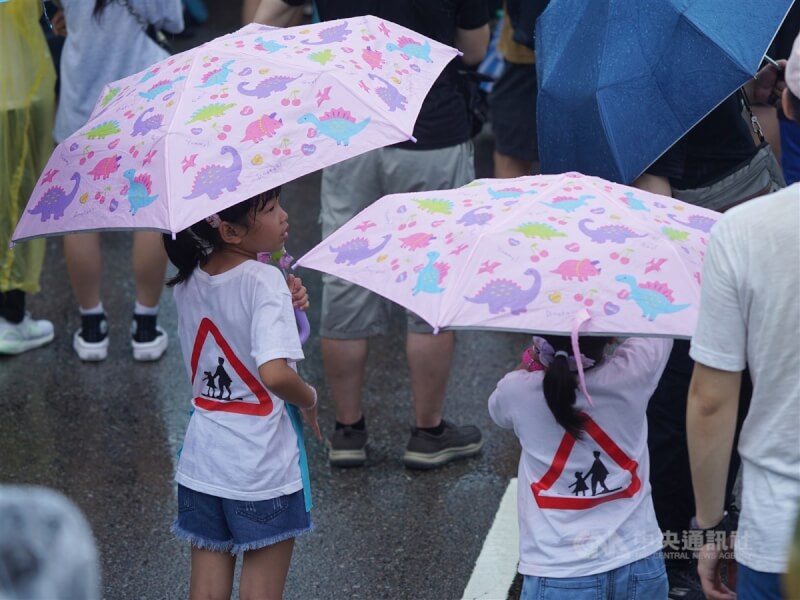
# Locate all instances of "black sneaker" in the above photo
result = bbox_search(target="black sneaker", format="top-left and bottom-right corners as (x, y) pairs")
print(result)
(403, 420), (483, 470)
(131, 314), (168, 362)
(73, 313), (109, 361)
(328, 426), (368, 467)
(667, 563), (705, 600)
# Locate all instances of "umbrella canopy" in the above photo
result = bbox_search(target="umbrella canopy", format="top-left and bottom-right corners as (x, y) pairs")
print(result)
(295, 172), (720, 339)
(536, 0), (793, 184)
(12, 17), (458, 242)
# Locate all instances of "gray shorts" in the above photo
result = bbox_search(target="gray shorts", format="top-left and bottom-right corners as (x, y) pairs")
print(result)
(319, 142), (475, 339)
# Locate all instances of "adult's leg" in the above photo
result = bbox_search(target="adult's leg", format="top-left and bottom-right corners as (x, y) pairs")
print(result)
(0, 290), (25, 323)
(493, 152), (535, 179)
(319, 153), (386, 466)
(63, 232), (102, 309)
(132, 230), (167, 308)
(321, 337), (368, 424)
(489, 61), (539, 178)
(188, 547), (235, 600)
(407, 330), (454, 428)
(386, 143), (475, 428)
(239, 538), (294, 600)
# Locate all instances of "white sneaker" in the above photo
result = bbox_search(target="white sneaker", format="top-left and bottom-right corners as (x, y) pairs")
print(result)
(0, 314), (55, 354)
(131, 314), (168, 362)
(131, 325), (168, 361)
(73, 313), (109, 361)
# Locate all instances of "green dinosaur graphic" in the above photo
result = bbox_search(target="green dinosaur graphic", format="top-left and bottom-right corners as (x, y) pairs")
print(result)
(186, 103), (236, 124)
(83, 120), (121, 139)
(101, 87), (121, 107)
(513, 222), (567, 239)
(661, 226), (689, 241)
(309, 49), (335, 65)
(415, 199), (453, 215)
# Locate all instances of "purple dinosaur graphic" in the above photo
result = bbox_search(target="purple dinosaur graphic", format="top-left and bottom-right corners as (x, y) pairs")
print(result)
(329, 234), (391, 265)
(183, 146), (242, 200)
(465, 268), (542, 315)
(28, 172), (80, 222)
(302, 21), (351, 45)
(237, 75), (301, 99)
(457, 206), (493, 226)
(578, 219), (647, 244)
(131, 107), (164, 137)
(667, 213), (716, 233)
(367, 73), (407, 112)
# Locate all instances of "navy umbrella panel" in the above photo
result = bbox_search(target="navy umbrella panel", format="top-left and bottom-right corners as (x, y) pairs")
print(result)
(536, 0), (794, 185)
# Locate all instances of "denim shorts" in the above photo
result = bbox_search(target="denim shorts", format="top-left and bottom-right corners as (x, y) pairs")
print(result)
(172, 485), (312, 554)
(737, 562), (783, 599)
(521, 551), (667, 600)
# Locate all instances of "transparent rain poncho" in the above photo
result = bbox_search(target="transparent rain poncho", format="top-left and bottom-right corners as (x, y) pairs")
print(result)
(0, 0), (55, 292)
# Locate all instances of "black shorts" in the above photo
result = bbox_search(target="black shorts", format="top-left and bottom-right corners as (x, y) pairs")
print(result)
(489, 62), (538, 162)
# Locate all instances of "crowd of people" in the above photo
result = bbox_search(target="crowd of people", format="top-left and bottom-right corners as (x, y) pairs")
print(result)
(0, 1), (798, 599)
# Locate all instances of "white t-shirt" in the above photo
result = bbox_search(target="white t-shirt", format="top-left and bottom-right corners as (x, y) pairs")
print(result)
(690, 184), (800, 573)
(173, 261), (305, 501)
(489, 337), (672, 577)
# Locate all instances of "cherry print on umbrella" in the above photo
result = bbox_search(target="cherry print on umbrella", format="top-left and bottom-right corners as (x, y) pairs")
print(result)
(528, 243), (550, 263)
(609, 248), (634, 265)
(573, 288), (598, 308)
(281, 90), (302, 107)
(272, 137), (292, 156)
(78, 147), (96, 166)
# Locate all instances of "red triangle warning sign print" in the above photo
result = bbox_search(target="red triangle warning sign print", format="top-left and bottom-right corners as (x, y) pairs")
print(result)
(532, 413), (641, 510)
(189, 317), (273, 416)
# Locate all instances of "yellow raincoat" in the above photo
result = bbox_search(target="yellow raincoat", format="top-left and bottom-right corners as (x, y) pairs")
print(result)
(0, 0), (55, 293)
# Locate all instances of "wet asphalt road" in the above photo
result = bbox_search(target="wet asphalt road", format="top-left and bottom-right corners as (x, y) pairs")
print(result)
(0, 7), (529, 598)
(1, 154), (526, 600)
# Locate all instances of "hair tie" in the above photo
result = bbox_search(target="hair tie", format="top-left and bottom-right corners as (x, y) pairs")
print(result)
(530, 336), (596, 372)
(205, 214), (221, 229)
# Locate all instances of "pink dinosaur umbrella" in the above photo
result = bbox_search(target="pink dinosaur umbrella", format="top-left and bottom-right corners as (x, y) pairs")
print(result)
(12, 17), (458, 242)
(295, 172), (721, 340)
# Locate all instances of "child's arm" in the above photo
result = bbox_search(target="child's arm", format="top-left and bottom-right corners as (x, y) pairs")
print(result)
(259, 359), (321, 440)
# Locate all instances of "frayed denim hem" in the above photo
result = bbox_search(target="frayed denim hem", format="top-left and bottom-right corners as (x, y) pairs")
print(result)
(230, 522), (314, 555)
(171, 521), (232, 553)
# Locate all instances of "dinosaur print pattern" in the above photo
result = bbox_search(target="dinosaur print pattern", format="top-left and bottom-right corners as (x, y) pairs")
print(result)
(297, 108), (370, 146)
(294, 172), (717, 338)
(183, 146), (243, 200)
(28, 173), (80, 222)
(11, 17), (482, 243)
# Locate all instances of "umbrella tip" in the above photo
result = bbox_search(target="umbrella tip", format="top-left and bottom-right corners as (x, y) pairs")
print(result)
(8, 241), (14, 249)
(408, 135), (417, 143)
(171, 232), (177, 240)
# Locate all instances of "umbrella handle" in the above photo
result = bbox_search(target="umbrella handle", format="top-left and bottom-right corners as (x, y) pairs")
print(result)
(294, 308), (311, 345)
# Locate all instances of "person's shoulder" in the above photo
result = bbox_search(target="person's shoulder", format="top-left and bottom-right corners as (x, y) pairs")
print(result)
(240, 261), (290, 294)
(723, 183), (800, 223)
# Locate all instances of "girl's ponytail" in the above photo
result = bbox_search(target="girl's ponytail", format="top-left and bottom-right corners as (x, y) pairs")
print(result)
(163, 230), (206, 286)
(539, 336), (611, 439)
(542, 354), (585, 438)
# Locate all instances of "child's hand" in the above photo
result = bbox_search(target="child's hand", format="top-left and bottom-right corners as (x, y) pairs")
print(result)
(287, 275), (309, 311)
(301, 385), (321, 440)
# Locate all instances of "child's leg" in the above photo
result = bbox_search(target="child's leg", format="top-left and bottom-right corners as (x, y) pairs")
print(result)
(189, 547), (235, 600)
(239, 538), (294, 600)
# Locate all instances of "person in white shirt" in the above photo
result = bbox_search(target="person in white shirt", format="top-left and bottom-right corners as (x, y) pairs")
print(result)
(163, 186), (320, 600)
(489, 334), (672, 598)
(687, 34), (800, 600)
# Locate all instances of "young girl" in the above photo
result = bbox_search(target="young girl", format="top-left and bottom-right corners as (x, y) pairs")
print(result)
(163, 187), (320, 599)
(488, 335), (673, 599)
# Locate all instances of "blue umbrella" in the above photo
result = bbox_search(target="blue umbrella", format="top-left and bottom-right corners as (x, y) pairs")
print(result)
(536, 0), (794, 184)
